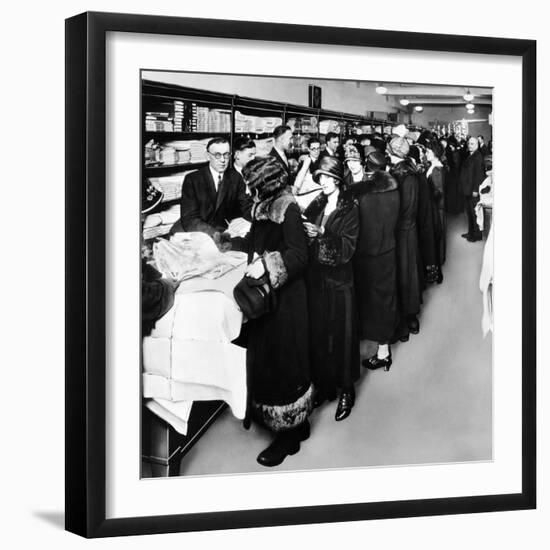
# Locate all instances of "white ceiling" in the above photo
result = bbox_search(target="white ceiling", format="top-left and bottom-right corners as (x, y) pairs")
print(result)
(380, 84), (492, 106)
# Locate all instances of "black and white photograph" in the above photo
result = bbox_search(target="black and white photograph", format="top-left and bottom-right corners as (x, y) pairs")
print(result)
(140, 71), (494, 477)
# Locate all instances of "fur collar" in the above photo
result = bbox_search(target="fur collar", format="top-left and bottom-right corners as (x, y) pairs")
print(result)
(304, 189), (356, 220)
(390, 158), (418, 180)
(252, 188), (296, 224)
(365, 171), (398, 194)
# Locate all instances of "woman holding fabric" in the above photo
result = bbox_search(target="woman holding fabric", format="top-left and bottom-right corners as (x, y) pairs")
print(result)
(240, 156), (312, 467)
(303, 156), (360, 421)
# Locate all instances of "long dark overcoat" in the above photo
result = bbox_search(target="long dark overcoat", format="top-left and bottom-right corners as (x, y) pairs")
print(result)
(444, 146), (463, 215)
(416, 165), (439, 287)
(391, 159), (421, 318)
(246, 190), (311, 415)
(304, 191), (360, 399)
(428, 165), (446, 265)
(350, 170), (400, 343)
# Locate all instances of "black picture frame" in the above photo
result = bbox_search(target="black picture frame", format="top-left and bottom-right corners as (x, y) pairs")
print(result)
(65, 11), (537, 538)
(309, 84), (322, 109)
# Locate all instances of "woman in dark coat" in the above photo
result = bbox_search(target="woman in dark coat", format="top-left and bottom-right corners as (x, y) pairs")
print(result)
(241, 156), (312, 467)
(388, 136), (421, 340)
(425, 140), (447, 272)
(444, 136), (463, 215)
(303, 155), (360, 422)
(349, 150), (400, 371)
(410, 144), (440, 288)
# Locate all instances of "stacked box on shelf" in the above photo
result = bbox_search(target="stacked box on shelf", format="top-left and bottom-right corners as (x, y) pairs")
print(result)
(174, 100), (184, 132)
(208, 109), (232, 132)
(196, 106), (210, 132)
(145, 110), (174, 132)
(234, 111), (282, 134)
(319, 119), (342, 135)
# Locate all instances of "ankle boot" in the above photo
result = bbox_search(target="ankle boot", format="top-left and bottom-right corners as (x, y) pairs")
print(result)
(256, 430), (300, 467)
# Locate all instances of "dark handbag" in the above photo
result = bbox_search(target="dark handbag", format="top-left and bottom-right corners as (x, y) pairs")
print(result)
(233, 257), (277, 319)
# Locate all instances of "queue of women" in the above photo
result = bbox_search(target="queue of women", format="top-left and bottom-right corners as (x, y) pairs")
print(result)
(236, 125), (484, 467)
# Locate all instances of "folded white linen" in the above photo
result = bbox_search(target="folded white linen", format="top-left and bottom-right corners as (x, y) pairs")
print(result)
(145, 399), (193, 435)
(142, 267), (247, 420)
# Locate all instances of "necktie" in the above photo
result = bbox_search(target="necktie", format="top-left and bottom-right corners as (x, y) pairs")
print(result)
(217, 173), (222, 192)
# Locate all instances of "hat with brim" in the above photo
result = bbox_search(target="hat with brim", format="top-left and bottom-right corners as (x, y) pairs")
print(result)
(388, 136), (410, 159)
(344, 144), (362, 163)
(313, 156), (344, 184)
(366, 151), (388, 171)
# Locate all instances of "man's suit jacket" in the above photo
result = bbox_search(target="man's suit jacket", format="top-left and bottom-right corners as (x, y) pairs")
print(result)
(177, 166), (251, 236)
(319, 148), (339, 162)
(459, 149), (485, 196)
(269, 147), (291, 179)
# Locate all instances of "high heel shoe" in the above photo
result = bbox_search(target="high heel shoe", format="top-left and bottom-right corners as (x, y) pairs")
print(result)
(335, 392), (354, 421)
(362, 353), (392, 371)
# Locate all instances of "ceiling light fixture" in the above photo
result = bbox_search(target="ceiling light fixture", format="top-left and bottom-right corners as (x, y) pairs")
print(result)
(375, 84), (388, 94)
(466, 103), (475, 110)
(414, 105), (423, 112)
(463, 89), (474, 102)
(400, 98), (410, 106)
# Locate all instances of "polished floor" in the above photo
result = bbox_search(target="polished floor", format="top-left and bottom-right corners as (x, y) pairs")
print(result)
(177, 214), (492, 476)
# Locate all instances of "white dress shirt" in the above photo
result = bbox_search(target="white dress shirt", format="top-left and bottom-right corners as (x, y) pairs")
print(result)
(209, 166), (224, 192)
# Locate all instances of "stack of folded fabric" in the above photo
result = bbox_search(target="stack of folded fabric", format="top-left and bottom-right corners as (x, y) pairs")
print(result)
(142, 224), (172, 240)
(148, 172), (190, 202)
(189, 139), (209, 163)
(159, 146), (177, 165)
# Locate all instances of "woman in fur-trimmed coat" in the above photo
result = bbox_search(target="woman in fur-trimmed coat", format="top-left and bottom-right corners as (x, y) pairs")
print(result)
(351, 161), (400, 370)
(303, 156), (360, 422)
(241, 156), (312, 468)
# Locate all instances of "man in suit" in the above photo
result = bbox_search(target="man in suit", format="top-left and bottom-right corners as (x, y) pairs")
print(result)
(175, 137), (251, 239)
(319, 131), (340, 161)
(478, 135), (488, 157)
(231, 137), (257, 195)
(460, 136), (486, 242)
(269, 125), (293, 182)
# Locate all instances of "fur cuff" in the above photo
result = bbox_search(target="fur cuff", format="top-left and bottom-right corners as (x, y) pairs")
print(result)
(316, 232), (341, 266)
(253, 385), (313, 432)
(263, 251), (288, 289)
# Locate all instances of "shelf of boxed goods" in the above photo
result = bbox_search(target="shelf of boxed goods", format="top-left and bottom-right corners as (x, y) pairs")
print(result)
(144, 161), (208, 175)
(144, 131), (230, 141)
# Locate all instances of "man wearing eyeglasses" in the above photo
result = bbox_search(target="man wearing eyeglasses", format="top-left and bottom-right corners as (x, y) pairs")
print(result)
(175, 137), (251, 238)
(293, 137), (323, 209)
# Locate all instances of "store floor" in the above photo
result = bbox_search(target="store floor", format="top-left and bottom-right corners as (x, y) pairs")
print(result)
(177, 214), (492, 476)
